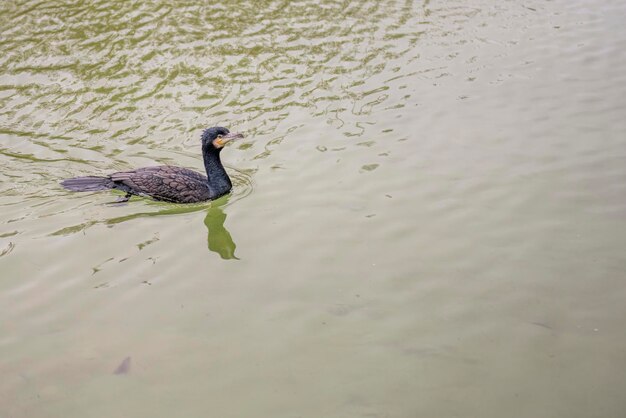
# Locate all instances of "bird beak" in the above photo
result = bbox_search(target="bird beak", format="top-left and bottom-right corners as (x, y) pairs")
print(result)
(214, 132), (244, 147)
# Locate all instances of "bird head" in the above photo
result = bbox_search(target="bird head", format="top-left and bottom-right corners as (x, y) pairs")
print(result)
(201, 127), (244, 151)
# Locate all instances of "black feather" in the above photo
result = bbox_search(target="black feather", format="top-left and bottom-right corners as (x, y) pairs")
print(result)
(61, 176), (114, 192)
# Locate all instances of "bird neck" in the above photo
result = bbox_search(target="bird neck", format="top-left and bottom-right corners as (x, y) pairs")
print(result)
(202, 146), (232, 199)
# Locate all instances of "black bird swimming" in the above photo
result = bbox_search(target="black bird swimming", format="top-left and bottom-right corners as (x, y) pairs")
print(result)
(61, 127), (243, 203)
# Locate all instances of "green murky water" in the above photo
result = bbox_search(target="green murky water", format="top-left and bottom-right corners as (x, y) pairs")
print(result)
(1, 0), (626, 416)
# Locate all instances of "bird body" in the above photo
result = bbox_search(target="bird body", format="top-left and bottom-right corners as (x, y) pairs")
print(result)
(61, 127), (243, 204)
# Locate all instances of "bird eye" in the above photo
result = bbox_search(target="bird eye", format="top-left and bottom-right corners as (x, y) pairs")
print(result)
(217, 134), (223, 139)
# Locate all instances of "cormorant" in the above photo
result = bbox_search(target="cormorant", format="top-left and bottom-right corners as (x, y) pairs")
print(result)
(61, 127), (243, 203)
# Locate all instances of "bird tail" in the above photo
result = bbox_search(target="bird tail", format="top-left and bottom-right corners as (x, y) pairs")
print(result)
(61, 176), (114, 192)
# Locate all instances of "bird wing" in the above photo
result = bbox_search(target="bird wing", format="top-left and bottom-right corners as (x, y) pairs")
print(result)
(110, 166), (210, 203)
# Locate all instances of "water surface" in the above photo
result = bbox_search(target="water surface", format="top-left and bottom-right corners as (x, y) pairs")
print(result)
(1, 0), (626, 417)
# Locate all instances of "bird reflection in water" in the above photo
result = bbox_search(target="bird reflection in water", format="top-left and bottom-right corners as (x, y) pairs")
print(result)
(54, 197), (239, 259)
(204, 200), (237, 259)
